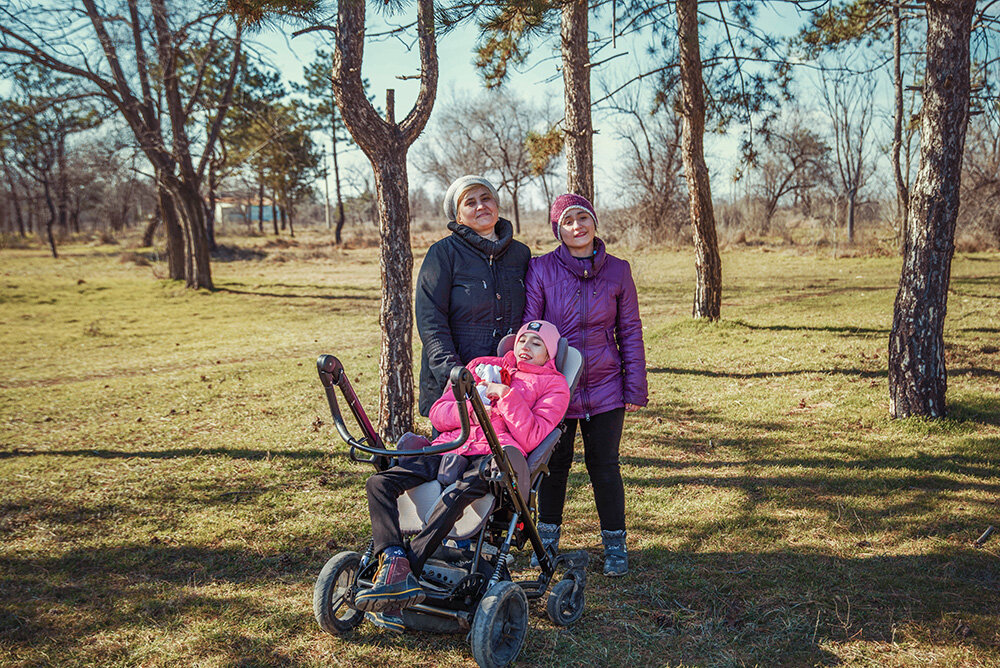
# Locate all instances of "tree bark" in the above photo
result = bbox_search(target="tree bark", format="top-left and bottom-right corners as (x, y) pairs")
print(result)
(1, 156), (26, 236)
(561, 0), (594, 201)
(847, 188), (856, 243)
(333, 110), (346, 245)
(258, 171), (265, 233)
(331, 0), (438, 439)
(206, 160), (218, 251)
(41, 177), (58, 258)
(676, 0), (722, 320)
(142, 196), (160, 247)
(888, 0), (975, 419)
(158, 183), (184, 278)
(891, 2), (909, 253)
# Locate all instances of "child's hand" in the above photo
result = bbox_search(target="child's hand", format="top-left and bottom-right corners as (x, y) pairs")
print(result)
(483, 382), (510, 402)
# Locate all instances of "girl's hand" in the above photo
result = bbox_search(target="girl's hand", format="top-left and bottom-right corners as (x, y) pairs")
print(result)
(624, 403), (641, 412)
(484, 382), (510, 402)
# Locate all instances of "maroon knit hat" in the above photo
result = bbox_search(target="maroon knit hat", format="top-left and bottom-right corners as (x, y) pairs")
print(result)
(550, 193), (598, 240)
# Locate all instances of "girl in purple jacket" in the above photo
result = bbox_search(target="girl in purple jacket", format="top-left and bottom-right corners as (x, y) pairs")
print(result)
(524, 193), (648, 576)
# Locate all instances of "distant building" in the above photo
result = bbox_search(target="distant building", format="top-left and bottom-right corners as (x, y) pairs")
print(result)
(213, 195), (275, 228)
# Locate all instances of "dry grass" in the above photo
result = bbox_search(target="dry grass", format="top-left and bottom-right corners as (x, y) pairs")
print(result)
(1, 233), (998, 667)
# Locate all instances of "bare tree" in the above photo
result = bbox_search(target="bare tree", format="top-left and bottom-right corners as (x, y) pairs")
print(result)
(959, 104), (1000, 246)
(606, 85), (686, 241)
(888, 0), (976, 418)
(416, 89), (545, 232)
(312, 0), (438, 439)
(819, 67), (878, 244)
(752, 113), (831, 232)
(0, 0), (250, 288)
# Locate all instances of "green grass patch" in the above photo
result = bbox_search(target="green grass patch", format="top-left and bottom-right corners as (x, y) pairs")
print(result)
(1, 235), (998, 666)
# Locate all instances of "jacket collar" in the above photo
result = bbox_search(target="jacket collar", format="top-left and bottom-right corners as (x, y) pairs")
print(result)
(447, 218), (515, 258)
(555, 237), (607, 278)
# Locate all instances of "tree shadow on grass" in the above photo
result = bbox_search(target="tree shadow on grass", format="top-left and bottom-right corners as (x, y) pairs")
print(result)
(583, 547), (1000, 667)
(948, 394), (1000, 426)
(648, 365), (887, 379)
(4, 541), (996, 667)
(0, 543), (409, 665)
(0, 446), (333, 461)
(728, 318), (890, 337)
(214, 285), (377, 300)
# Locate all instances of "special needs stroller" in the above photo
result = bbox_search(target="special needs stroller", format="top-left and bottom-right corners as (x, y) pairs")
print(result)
(313, 336), (587, 668)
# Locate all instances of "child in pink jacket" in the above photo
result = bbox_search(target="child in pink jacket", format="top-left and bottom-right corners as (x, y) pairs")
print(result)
(357, 320), (570, 631)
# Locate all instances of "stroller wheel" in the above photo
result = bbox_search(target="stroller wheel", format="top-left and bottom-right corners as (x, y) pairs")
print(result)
(469, 580), (529, 668)
(546, 577), (585, 626)
(313, 551), (364, 635)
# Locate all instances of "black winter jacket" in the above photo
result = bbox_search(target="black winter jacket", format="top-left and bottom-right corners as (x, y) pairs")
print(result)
(416, 218), (530, 416)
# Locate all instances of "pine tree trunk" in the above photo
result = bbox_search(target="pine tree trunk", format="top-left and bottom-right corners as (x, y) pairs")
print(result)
(373, 154), (414, 439)
(561, 0), (594, 202)
(888, 0), (975, 418)
(891, 2), (909, 253)
(676, 0), (721, 321)
(330, 0), (437, 439)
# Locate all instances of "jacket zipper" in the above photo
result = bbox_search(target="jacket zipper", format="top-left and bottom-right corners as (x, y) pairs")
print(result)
(581, 268), (590, 420)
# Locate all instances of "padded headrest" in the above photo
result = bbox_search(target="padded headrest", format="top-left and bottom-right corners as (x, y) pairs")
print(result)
(497, 333), (581, 397)
(497, 334), (568, 369)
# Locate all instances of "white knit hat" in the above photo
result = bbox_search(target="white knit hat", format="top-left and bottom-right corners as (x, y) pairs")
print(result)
(443, 175), (500, 221)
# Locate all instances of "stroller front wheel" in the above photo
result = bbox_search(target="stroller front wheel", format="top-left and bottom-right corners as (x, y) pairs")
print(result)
(313, 551), (364, 635)
(546, 577), (585, 626)
(469, 580), (529, 668)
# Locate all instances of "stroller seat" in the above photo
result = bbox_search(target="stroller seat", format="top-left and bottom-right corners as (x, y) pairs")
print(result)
(396, 337), (583, 541)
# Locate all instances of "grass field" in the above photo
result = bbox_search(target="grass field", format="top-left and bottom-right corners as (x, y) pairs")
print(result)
(2, 233), (998, 667)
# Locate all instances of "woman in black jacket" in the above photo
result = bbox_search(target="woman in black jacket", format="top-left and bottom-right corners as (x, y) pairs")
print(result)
(415, 175), (530, 416)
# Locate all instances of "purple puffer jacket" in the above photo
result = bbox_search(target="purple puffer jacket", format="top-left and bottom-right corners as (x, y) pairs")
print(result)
(524, 238), (648, 419)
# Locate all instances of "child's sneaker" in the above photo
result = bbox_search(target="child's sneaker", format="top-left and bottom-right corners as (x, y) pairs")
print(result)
(529, 522), (561, 568)
(365, 609), (405, 633)
(354, 553), (425, 612)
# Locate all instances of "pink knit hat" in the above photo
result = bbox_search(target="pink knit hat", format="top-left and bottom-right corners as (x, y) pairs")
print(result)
(516, 320), (561, 362)
(550, 193), (598, 240)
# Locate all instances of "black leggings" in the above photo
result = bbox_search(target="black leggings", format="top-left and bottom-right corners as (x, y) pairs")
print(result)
(537, 407), (626, 531)
(366, 454), (490, 574)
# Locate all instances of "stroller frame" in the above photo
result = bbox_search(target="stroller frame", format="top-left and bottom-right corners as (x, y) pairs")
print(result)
(314, 353), (588, 667)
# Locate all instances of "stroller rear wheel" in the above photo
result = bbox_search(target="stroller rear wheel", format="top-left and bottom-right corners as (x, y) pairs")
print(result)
(313, 551), (364, 634)
(469, 580), (529, 668)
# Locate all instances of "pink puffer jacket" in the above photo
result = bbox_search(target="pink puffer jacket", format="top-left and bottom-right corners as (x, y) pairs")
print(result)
(429, 351), (570, 457)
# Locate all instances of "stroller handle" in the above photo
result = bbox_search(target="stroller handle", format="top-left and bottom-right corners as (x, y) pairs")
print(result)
(317, 355), (474, 458)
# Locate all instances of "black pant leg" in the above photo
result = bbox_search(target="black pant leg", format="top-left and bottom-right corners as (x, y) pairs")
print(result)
(580, 408), (627, 532)
(537, 419), (578, 526)
(366, 455), (441, 555)
(408, 456), (491, 574)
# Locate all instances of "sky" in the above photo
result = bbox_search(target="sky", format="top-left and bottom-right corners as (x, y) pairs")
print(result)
(253, 4), (819, 213)
(255, 13), (628, 210)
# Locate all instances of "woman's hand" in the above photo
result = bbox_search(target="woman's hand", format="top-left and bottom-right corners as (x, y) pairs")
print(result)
(625, 403), (641, 412)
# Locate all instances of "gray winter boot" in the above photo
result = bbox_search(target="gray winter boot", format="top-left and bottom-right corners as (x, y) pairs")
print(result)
(529, 522), (561, 568)
(601, 529), (628, 577)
